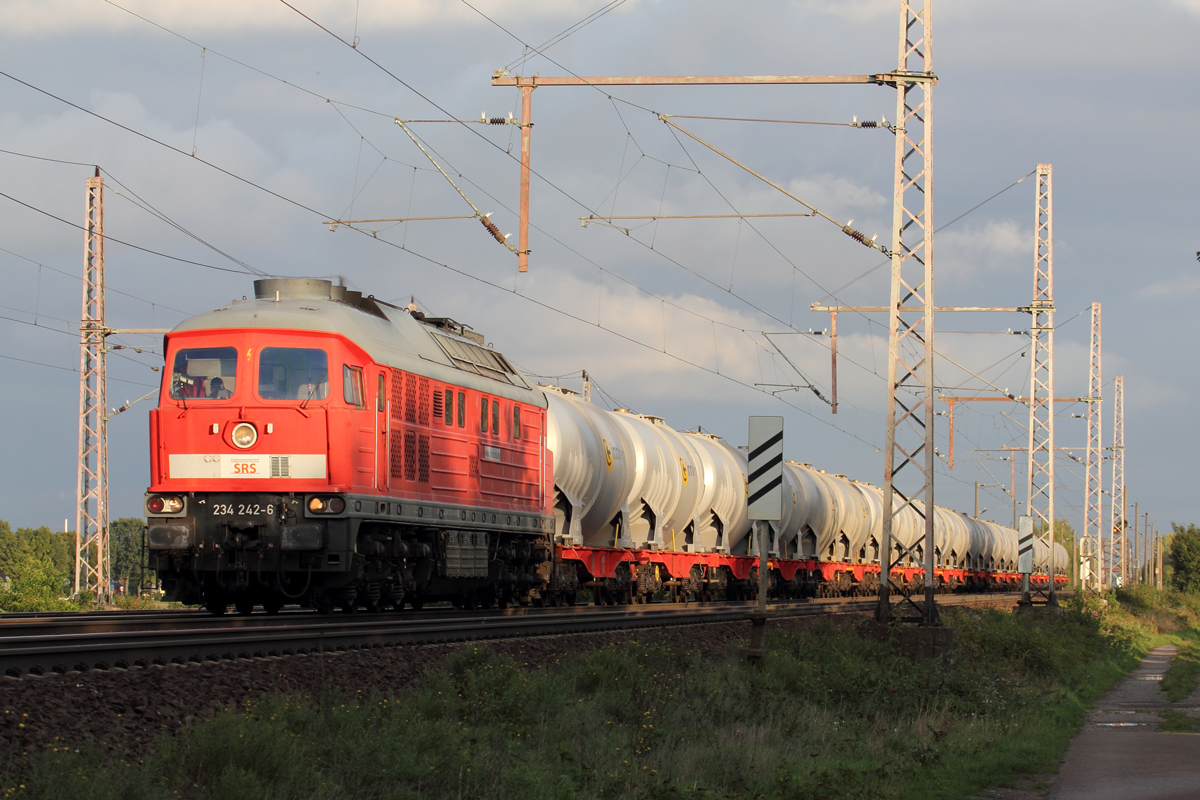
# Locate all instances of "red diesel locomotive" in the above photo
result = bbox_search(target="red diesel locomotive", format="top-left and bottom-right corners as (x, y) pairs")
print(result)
(146, 278), (554, 614)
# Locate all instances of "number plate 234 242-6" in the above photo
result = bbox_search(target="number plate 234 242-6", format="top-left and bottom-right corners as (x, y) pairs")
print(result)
(210, 503), (275, 516)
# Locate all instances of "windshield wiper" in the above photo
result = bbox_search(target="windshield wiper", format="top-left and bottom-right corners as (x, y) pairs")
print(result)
(300, 369), (328, 411)
(172, 375), (190, 416)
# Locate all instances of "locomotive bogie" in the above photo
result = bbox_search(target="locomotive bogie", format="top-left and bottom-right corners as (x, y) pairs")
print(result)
(147, 488), (556, 611)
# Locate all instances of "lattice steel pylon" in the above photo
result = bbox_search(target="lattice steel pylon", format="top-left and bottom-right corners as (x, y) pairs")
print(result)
(1081, 302), (1102, 590)
(75, 169), (110, 603)
(877, 0), (938, 625)
(1109, 374), (1125, 586)
(1021, 164), (1056, 605)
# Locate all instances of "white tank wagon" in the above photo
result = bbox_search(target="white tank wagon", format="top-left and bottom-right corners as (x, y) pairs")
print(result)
(544, 388), (748, 554)
(543, 386), (1064, 599)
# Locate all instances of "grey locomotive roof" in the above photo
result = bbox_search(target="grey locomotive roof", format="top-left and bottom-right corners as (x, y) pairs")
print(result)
(170, 278), (545, 407)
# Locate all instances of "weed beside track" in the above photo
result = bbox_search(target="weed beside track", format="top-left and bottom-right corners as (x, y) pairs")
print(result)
(4, 593), (1169, 800)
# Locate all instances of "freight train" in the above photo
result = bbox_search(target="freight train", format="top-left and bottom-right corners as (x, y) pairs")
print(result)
(143, 278), (1067, 614)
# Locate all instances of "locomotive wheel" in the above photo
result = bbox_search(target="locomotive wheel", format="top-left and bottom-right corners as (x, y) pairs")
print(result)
(204, 597), (227, 616)
(310, 591), (333, 615)
(234, 597), (255, 616)
(262, 597), (284, 615)
(564, 592), (577, 606)
(408, 598), (424, 611)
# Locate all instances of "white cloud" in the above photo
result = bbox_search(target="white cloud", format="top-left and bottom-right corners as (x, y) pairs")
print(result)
(1171, 0), (1200, 19)
(3, 0), (641, 36)
(792, 0), (893, 22)
(1138, 274), (1200, 298)
(787, 174), (886, 217)
(935, 219), (1028, 284)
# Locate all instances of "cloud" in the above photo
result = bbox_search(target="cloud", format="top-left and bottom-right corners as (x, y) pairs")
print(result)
(1171, 0), (1200, 18)
(787, 174), (886, 217)
(792, 0), (894, 21)
(1138, 274), (1200, 298)
(935, 219), (1028, 284)
(3, 0), (641, 36)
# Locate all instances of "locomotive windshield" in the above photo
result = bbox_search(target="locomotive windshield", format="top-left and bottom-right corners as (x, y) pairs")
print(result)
(170, 347), (237, 400)
(258, 347), (329, 401)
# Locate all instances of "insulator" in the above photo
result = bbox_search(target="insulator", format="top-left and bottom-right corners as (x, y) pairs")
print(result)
(480, 216), (507, 244)
(489, 117), (507, 125)
(842, 224), (867, 245)
(859, 120), (878, 128)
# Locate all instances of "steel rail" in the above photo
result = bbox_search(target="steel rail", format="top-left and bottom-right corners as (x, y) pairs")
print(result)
(0, 593), (1023, 678)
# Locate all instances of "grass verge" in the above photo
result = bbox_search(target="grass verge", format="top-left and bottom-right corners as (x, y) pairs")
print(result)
(1157, 708), (1200, 733)
(0, 593), (1177, 800)
(1161, 638), (1200, 703)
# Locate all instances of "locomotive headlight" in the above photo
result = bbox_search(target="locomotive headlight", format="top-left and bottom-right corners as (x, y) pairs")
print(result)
(307, 496), (346, 514)
(146, 495), (183, 515)
(231, 422), (258, 449)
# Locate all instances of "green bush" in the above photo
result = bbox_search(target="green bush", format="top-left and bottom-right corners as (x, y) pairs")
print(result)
(0, 555), (76, 612)
(1170, 524), (1200, 594)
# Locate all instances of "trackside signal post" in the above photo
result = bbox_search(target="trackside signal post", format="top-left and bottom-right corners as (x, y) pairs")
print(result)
(746, 416), (784, 662)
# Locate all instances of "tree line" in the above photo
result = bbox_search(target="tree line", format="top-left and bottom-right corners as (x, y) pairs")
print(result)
(0, 517), (148, 611)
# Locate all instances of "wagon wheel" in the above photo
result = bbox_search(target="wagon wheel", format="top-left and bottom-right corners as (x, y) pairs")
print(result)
(262, 596), (285, 615)
(234, 597), (255, 616)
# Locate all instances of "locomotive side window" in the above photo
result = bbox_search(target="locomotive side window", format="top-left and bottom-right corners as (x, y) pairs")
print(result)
(457, 392), (465, 427)
(377, 374), (385, 412)
(258, 348), (328, 401)
(170, 347), (237, 400)
(444, 389), (453, 425)
(480, 396), (488, 433)
(492, 399), (500, 435)
(343, 365), (365, 408)
(513, 406), (521, 440)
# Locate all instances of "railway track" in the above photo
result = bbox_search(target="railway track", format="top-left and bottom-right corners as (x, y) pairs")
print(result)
(0, 593), (1024, 678)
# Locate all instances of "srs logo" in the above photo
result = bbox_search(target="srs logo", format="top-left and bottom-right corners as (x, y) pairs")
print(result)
(232, 461), (258, 475)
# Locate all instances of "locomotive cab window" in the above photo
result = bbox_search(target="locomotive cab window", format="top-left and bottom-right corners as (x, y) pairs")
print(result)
(169, 347), (236, 400)
(258, 348), (328, 401)
(377, 374), (385, 412)
(343, 365), (365, 408)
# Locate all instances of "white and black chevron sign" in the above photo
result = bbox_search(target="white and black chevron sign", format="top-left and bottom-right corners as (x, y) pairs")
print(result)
(1017, 515), (1034, 574)
(747, 416), (784, 521)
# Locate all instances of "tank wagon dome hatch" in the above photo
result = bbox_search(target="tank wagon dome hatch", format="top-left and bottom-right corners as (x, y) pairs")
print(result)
(169, 277), (542, 406)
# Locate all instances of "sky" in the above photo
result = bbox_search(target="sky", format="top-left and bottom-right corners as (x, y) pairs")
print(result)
(0, 0), (1196, 540)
